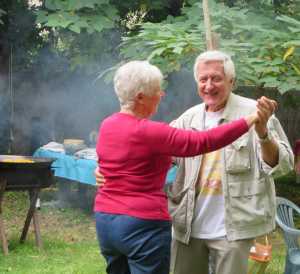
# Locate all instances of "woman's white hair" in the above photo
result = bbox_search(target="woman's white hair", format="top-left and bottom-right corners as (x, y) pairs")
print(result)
(114, 60), (163, 109)
(193, 50), (235, 83)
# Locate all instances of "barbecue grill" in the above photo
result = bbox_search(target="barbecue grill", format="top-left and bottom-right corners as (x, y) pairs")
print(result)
(0, 155), (55, 255)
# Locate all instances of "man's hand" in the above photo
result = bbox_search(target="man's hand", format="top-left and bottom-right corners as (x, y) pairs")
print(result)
(255, 96), (279, 167)
(94, 167), (105, 187)
(255, 96), (277, 138)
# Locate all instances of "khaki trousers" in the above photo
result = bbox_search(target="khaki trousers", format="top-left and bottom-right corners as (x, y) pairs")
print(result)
(171, 237), (253, 274)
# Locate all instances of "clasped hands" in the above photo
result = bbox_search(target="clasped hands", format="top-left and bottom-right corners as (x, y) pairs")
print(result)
(255, 96), (277, 139)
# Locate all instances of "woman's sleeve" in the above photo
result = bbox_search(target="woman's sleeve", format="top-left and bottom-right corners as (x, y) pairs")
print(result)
(142, 118), (249, 157)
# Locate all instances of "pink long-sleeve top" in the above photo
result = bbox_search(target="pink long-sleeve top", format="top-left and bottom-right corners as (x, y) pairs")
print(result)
(94, 112), (249, 221)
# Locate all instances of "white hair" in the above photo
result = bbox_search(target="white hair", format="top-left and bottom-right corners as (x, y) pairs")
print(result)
(113, 60), (163, 110)
(193, 50), (235, 83)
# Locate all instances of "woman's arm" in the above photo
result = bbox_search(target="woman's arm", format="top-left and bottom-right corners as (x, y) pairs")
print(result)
(142, 116), (251, 157)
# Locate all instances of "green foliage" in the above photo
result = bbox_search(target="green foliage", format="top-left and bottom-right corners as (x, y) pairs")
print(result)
(34, 0), (181, 73)
(36, 0), (119, 34)
(120, 0), (300, 94)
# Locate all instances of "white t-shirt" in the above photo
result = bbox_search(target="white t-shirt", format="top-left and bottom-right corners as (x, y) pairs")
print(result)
(191, 109), (226, 239)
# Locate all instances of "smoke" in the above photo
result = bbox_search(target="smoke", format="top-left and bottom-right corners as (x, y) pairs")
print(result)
(4, 53), (200, 155)
(0, 4), (201, 155)
(156, 68), (201, 122)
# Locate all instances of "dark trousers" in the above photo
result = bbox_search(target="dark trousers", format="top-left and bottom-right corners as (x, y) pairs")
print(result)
(95, 212), (171, 274)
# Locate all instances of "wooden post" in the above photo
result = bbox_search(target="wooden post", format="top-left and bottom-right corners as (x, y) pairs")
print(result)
(202, 0), (215, 50)
(0, 179), (9, 255)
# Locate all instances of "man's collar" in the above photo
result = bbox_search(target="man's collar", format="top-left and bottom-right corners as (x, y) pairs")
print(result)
(190, 104), (206, 130)
(189, 93), (238, 129)
(220, 93), (238, 122)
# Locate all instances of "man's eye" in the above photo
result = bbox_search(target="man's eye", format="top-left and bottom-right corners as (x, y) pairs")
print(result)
(212, 77), (222, 82)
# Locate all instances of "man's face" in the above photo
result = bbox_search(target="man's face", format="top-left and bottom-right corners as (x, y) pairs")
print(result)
(196, 60), (233, 112)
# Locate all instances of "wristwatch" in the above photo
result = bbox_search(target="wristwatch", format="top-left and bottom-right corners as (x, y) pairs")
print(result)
(258, 132), (271, 143)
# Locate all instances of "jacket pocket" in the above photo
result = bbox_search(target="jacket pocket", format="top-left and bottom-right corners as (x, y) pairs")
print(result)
(228, 178), (269, 227)
(225, 134), (251, 174)
(167, 187), (189, 233)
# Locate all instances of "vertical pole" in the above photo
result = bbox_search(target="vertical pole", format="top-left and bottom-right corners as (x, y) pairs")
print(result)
(8, 45), (14, 154)
(202, 0), (214, 50)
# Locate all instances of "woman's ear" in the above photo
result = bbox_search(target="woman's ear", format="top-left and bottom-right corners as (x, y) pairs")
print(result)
(136, 92), (145, 104)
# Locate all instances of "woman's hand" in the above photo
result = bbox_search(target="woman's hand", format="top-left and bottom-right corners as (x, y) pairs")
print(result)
(94, 167), (105, 187)
(244, 96), (277, 129)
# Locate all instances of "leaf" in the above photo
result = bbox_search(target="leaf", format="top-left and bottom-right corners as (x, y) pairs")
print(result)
(35, 11), (49, 24)
(45, 0), (68, 11)
(278, 82), (295, 94)
(147, 48), (166, 61)
(69, 24), (81, 34)
(101, 5), (119, 20)
(291, 64), (300, 76)
(45, 13), (75, 28)
(67, 0), (98, 10)
(261, 76), (281, 88)
(277, 15), (300, 27)
(287, 27), (300, 34)
(283, 46), (295, 61)
(282, 40), (300, 47)
(45, 0), (57, 10)
(173, 46), (183, 54)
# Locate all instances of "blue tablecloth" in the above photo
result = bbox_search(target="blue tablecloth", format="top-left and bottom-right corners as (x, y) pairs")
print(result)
(33, 149), (177, 186)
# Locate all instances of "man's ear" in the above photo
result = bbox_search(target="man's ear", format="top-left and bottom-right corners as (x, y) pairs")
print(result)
(230, 78), (236, 89)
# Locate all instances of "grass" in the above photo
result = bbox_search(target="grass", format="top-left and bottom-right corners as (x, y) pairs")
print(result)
(0, 191), (107, 274)
(0, 185), (294, 274)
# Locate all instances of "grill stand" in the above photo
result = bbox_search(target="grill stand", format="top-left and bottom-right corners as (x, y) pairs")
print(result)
(0, 182), (43, 255)
(20, 189), (42, 248)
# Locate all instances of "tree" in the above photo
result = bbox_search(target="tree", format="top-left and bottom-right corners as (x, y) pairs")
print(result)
(34, 0), (186, 72)
(119, 0), (300, 94)
(0, 0), (45, 153)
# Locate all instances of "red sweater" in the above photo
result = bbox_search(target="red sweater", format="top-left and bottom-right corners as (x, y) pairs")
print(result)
(94, 112), (249, 220)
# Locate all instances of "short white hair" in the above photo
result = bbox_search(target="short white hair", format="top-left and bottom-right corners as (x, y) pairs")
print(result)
(114, 60), (163, 109)
(193, 50), (235, 83)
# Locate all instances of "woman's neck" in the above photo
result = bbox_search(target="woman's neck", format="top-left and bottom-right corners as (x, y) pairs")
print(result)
(120, 108), (148, 119)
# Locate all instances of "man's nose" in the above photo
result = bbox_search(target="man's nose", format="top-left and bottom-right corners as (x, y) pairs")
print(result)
(205, 78), (213, 90)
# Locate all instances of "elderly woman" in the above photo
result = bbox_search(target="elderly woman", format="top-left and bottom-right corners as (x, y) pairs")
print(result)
(94, 61), (270, 274)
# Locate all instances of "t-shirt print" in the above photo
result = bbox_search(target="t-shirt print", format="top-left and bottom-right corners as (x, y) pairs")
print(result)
(197, 150), (222, 196)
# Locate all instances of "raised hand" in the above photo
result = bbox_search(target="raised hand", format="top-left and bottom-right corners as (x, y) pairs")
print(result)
(255, 96), (277, 138)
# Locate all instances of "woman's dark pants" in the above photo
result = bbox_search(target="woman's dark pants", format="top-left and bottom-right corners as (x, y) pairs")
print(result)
(95, 212), (171, 274)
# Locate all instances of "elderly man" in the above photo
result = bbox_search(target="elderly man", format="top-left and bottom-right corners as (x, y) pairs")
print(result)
(167, 50), (294, 274)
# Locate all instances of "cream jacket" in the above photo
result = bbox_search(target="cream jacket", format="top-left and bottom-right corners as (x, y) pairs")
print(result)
(166, 93), (294, 243)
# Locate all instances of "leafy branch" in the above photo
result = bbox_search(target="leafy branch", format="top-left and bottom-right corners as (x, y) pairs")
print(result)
(120, 1), (300, 94)
(35, 0), (119, 34)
